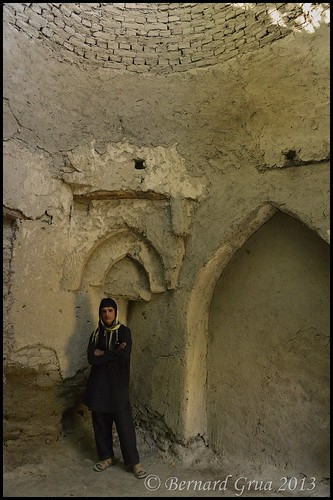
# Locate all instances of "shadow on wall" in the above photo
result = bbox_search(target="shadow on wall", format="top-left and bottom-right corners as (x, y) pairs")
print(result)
(59, 291), (96, 458)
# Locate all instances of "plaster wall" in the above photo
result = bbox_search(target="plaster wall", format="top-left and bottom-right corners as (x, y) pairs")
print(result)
(208, 212), (330, 477)
(3, 3), (330, 478)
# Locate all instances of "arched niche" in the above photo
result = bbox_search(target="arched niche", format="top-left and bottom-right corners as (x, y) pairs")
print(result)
(103, 255), (151, 301)
(184, 203), (326, 472)
(207, 211), (329, 476)
(184, 203), (277, 439)
(61, 228), (165, 295)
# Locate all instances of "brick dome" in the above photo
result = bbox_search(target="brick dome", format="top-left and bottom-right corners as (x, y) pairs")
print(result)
(3, 3), (330, 73)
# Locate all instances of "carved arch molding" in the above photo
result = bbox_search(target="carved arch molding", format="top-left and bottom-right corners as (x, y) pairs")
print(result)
(61, 228), (167, 300)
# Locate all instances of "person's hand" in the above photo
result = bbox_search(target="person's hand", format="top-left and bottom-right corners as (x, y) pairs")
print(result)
(94, 348), (104, 356)
(117, 342), (126, 350)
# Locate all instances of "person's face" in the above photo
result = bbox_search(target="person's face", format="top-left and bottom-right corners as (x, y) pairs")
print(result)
(101, 306), (116, 326)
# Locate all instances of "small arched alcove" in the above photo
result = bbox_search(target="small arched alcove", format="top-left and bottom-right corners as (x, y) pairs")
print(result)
(207, 211), (329, 476)
(62, 228), (166, 295)
(104, 255), (151, 302)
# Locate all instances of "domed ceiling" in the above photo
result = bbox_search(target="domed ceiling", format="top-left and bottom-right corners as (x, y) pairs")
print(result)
(3, 3), (330, 73)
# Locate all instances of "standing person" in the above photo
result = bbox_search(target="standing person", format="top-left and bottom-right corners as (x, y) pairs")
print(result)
(82, 297), (147, 479)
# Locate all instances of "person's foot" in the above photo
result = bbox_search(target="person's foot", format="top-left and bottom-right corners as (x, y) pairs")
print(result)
(93, 457), (116, 472)
(132, 463), (147, 479)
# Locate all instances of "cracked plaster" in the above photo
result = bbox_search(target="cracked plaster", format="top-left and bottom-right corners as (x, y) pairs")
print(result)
(3, 3), (330, 481)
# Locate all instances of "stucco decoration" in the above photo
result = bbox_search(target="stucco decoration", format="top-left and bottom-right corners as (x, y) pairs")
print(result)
(61, 204), (186, 293)
(59, 140), (203, 295)
(61, 140), (206, 201)
(104, 255), (151, 301)
(81, 228), (165, 294)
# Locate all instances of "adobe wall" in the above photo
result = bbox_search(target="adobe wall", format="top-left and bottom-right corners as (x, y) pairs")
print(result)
(3, 3), (329, 479)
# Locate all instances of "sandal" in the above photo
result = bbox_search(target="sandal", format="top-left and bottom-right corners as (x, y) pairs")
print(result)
(93, 457), (116, 472)
(132, 463), (147, 479)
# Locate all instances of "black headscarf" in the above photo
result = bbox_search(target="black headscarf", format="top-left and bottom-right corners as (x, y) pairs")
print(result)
(92, 297), (121, 348)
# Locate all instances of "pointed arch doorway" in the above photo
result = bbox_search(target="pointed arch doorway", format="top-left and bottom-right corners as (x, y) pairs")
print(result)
(207, 211), (330, 476)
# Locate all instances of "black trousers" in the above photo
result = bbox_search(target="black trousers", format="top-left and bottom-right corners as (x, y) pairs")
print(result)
(91, 404), (140, 466)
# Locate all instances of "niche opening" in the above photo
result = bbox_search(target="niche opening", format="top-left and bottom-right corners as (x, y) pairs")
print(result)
(134, 158), (146, 170)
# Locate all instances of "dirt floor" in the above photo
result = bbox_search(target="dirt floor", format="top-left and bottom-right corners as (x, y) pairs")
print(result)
(3, 432), (330, 498)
